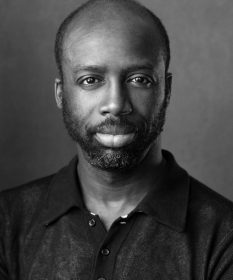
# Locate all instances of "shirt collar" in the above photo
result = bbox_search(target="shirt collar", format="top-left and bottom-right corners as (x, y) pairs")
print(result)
(43, 150), (190, 232)
(43, 156), (83, 226)
(136, 150), (190, 232)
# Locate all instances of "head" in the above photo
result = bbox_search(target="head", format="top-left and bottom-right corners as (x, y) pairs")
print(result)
(54, 0), (172, 171)
(55, 0), (170, 83)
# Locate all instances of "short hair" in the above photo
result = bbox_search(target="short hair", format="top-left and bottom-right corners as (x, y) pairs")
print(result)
(54, 0), (171, 81)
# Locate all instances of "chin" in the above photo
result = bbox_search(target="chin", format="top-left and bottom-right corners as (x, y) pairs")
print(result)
(84, 148), (142, 171)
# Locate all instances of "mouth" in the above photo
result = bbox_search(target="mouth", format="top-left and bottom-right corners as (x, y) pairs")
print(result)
(95, 133), (135, 148)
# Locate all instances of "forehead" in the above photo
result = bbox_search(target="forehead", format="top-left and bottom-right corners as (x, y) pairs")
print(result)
(63, 17), (164, 71)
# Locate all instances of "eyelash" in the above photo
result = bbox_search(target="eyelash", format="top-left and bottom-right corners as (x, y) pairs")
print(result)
(128, 76), (153, 87)
(79, 77), (102, 85)
(77, 76), (103, 87)
(77, 75), (154, 88)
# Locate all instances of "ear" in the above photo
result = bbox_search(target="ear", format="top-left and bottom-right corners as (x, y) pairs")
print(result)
(164, 72), (172, 105)
(54, 78), (63, 109)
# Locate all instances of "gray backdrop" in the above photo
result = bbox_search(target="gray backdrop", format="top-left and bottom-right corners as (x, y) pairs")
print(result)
(1, 0), (233, 200)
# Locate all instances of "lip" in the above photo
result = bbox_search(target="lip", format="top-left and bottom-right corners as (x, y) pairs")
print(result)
(95, 126), (135, 135)
(95, 133), (135, 148)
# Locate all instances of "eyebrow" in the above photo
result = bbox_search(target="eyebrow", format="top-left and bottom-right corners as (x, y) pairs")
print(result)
(72, 63), (155, 74)
(72, 65), (106, 74)
(123, 63), (155, 73)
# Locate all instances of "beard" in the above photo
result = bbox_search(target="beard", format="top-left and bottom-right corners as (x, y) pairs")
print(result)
(62, 97), (168, 171)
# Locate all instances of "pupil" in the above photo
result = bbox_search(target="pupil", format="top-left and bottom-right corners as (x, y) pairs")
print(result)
(88, 78), (94, 83)
(137, 77), (143, 82)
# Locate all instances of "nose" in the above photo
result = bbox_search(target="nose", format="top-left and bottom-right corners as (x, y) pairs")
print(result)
(99, 80), (132, 116)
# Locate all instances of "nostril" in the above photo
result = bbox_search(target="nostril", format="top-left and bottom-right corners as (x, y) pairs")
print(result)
(121, 107), (133, 115)
(100, 101), (133, 116)
(99, 82), (133, 116)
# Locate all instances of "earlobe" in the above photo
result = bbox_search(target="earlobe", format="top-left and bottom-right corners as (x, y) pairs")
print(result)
(166, 72), (172, 93)
(165, 72), (172, 105)
(54, 78), (63, 109)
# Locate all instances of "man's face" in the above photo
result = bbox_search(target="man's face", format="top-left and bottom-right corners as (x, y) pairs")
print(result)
(56, 20), (171, 170)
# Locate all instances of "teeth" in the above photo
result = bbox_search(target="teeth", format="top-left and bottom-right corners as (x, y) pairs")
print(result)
(95, 133), (135, 148)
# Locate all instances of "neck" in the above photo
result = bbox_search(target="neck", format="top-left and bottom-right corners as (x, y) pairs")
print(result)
(76, 141), (164, 229)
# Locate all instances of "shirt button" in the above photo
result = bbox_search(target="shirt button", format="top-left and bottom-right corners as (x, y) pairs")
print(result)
(89, 219), (96, 227)
(101, 248), (110, 256)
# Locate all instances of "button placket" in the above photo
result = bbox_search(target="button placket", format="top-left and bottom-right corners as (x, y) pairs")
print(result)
(89, 218), (96, 227)
(101, 248), (110, 256)
(119, 214), (128, 225)
(92, 213), (136, 280)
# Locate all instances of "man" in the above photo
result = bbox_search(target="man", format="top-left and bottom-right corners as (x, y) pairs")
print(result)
(1, 0), (233, 279)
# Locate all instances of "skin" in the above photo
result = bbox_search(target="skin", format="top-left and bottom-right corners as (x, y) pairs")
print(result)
(55, 15), (172, 230)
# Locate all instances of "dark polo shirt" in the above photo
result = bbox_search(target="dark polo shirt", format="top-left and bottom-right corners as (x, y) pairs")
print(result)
(1, 150), (233, 279)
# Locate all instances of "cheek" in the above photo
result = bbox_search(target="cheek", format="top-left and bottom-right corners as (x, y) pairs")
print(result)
(62, 70), (99, 119)
(63, 87), (98, 119)
(130, 89), (164, 119)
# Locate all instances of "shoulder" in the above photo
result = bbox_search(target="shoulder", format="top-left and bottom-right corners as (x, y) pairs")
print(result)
(187, 176), (233, 244)
(187, 177), (233, 276)
(0, 175), (54, 226)
(189, 176), (233, 217)
(0, 174), (54, 205)
(162, 150), (233, 235)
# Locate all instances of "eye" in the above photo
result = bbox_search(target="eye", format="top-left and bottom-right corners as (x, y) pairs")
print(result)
(127, 75), (153, 88)
(77, 76), (104, 89)
(80, 77), (101, 85)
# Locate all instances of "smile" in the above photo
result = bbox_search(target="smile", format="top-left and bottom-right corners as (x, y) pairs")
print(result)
(95, 133), (135, 148)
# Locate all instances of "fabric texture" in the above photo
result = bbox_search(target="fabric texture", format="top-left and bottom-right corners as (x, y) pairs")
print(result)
(1, 150), (233, 279)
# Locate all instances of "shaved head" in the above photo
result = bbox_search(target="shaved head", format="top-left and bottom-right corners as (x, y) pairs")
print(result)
(54, 0), (170, 81)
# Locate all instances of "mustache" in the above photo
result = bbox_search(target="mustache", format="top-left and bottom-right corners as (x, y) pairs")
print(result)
(87, 117), (146, 135)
